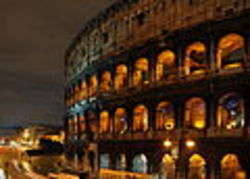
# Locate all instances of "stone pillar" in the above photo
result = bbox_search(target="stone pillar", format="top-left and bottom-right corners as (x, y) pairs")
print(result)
(126, 152), (134, 172)
(208, 94), (215, 129)
(148, 102), (156, 132)
(176, 44), (183, 79)
(246, 31), (250, 69)
(176, 139), (187, 179)
(127, 105), (134, 134)
(175, 99), (183, 129)
(209, 34), (216, 74)
(128, 56), (134, 88)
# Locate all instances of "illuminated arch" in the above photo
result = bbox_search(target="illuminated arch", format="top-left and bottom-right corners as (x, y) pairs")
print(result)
(73, 115), (78, 134)
(221, 154), (243, 179)
(99, 111), (111, 133)
(132, 154), (148, 173)
(133, 105), (149, 132)
(185, 97), (206, 129)
(156, 50), (176, 81)
(88, 75), (98, 97)
(184, 42), (207, 75)
(79, 80), (88, 100)
(156, 101), (175, 130)
(133, 58), (149, 86)
(68, 118), (73, 136)
(188, 154), (206, 179)
(114, 64), (128, 90)
(116, 153), (127, 170)
(217, 93), (244, 130)
(99, 71), (112, 92)
(114, 108), (127, 134)
(100, 153), (111, 169)
(74, 84), (80, 103)
(161, 154), (176, 178)
(78, 114), (86, 132)
(87, 111), (98, 133)
(217, 33), (245, 70)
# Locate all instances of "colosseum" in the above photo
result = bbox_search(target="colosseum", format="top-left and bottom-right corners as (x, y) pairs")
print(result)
(64, 0), (250, 178)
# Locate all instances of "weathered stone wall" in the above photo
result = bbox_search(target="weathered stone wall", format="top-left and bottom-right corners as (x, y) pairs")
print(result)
(65, 0), (250, 82)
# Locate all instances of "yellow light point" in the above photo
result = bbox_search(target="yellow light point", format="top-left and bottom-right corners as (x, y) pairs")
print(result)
(186, 42), (206, 54)
(158, 50), (175, 66)
(194, 120), (205, 129)
(235, 170), (247, 179)
(186, 139), (196, 149)
(163, 139), (172, 148)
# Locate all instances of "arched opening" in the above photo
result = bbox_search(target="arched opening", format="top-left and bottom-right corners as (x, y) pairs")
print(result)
(78, 114), (86, 133)
(114, 108), (127, 134)
(156, 101), (175, 130)
(116, 153), (127, 170)
(100, 153), (110, 169)
(188, 154), (206, 179)
(133, 58), (149, 86)
(156, 50), (176, 81)
(132, 154), (148, 173)
(73, 115), (78, 134)
(99, 71), (112, 92)
(67, 118), (73, 137)
(221, 154), (245, 179)
(79, 80), (88, 100)
(217, 93), (244, 130)
(217, 33), (245, 70)
(114, 64), (128, 90)
(74, 84), (80, 103)
(184, 42), (208, 75)
(87, 111), (98, 134)
(88, 75), (98, 97)
(160, 154), (176, 179)
(185, 97), (206, 129)
(99, 111), (111, 133)
(133, 105), (148, 132)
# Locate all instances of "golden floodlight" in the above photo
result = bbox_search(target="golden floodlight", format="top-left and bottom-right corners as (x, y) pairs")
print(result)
(163, 138), (172, 148)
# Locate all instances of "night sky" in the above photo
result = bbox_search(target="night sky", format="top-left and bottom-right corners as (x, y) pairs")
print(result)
(0, 0), (114, 129)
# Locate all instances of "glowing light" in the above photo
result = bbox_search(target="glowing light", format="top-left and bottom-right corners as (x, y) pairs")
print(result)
(23, 129), (30, 139)
(163, 139), (172, 148)
(194, 120), (206, 129)
(224, 63), (242, 69)
(186, 139), (196, 149)
(235, 170), (247, 179)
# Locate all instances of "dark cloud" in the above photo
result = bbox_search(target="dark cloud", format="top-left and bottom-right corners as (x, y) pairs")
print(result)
(0, 0), (114, 128)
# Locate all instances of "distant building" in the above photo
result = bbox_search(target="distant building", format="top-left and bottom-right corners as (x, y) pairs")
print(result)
(64, 0), (250, 178)
(16, 125), (63, 148)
